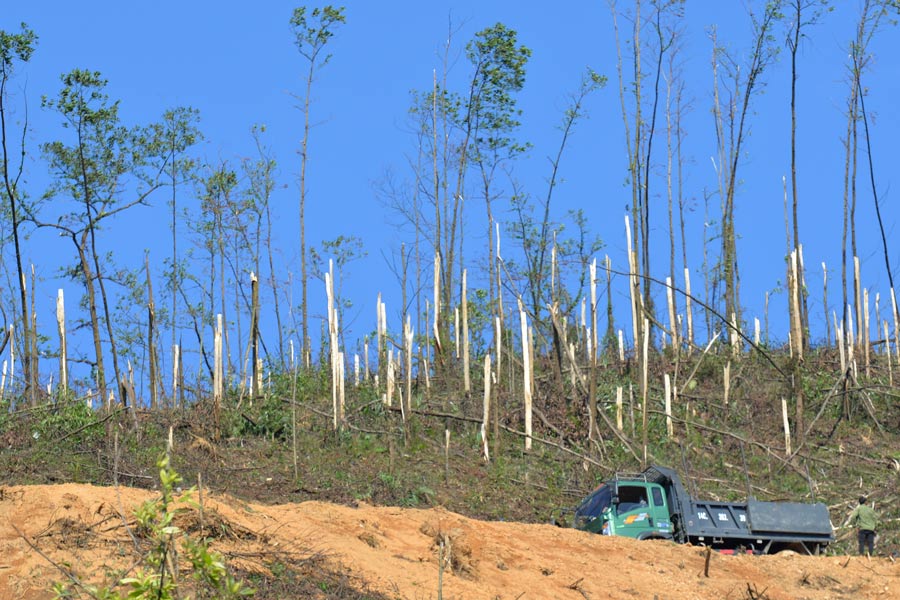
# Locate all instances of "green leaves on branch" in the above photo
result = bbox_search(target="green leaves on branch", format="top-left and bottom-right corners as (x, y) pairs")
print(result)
(290, 5), (346, 65)
(466, 23), (532, 154)
(0, 23), (37, 72)
(40, 69), (199, 226)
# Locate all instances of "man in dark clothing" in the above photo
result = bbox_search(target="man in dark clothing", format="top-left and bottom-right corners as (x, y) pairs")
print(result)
(849, 496), (878, 556)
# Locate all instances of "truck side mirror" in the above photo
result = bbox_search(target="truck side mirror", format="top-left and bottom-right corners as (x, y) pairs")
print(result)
(611, 494), (619, 505)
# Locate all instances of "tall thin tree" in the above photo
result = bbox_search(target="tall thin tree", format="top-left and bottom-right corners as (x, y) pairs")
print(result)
(38, 70), (170, 403)
(710, 1), (783, 325)
(291, 5), (346, 365)
(786, 0), (829, 349)
(0, 24), (37, 403)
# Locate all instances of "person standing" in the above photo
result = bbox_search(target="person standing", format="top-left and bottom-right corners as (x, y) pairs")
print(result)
(848, 496), (878, 556)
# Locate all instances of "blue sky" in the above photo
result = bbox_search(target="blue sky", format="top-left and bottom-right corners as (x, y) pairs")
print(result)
(4, 1), (900, 386)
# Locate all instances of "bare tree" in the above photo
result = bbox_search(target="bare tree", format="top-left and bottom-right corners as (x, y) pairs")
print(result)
(840, 0), (889, 331)
(608, 0), (683, 344)
(663, 8), (689, 345)
(243, 125), (285, 369)
(710, 1), (783, 326)
(786, 0), (830, 349)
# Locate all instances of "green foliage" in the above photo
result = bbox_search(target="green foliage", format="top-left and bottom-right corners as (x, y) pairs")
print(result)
(290, 5), (346, 65)
(239, 393), (292, 439)
(401, 485), (435, 507)
(41, 69), (154, 215)
(0, 23), (36, 71)
(52, 455), (254, 600)
(463, 287), (492, 359)
(33, 399), (103, 446)
(465, 22), (532, 154)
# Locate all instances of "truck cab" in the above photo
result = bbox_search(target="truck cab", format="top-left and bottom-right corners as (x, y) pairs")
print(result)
(573, 479), (674, 540)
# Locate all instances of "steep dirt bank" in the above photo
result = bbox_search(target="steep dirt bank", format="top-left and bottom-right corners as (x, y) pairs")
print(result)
(0, 483), (896, 599)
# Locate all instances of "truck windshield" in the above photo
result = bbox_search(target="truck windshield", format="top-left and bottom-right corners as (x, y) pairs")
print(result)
(574, 484), (612, 524)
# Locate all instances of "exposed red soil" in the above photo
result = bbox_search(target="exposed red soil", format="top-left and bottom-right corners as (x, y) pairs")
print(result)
(0, 483), (896, 599)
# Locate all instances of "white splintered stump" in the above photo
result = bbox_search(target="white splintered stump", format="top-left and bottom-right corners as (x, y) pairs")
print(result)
(616, 386), (623, 431)
(454, 307), (459, 358)
(847, 303), (855, 364)
(863, 288), (871, 375)
(854, 256), (862, 353)
(782, 397), (792, 456)
(569, 342), (577, 389)
(326, 270), (339, 430)
(380, 300), (386, 348)
(214, 314), (223, 407)
(337, 352), (345, 424)
(57, 289), (68, 393)
(666, 277), (677, 349)
(579, 298), (591, 360)
(665, 374), (673, 437)
(386, 349), (394, 407)
(730, 312), (740, 356)
(520, 309), (532, 451)
(884, 320), (893, 386)
(8, 325), (14, 390)
(626, 216), (639, 353)
(173, 344), (180, 400)
(482, 354), (491, 462)
(462, 269), (470, 393)
(495, 316), (502, 389)
(433, 252), (440, 349)
(641, 318), (649, 466)
(364, 337), (370, 381)
(790, 250), (803, 360)
(875, 293), (882, 351)
(404, 315), (413, 414)
(586, 330), (592, 362)
(724, 362), (731, 406)
(684, 267), (694, 351)
(618, 330), (625, 363)
(835, 316), (846, 373)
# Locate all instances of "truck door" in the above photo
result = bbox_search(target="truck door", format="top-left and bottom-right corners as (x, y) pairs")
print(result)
(614, 484), (654, 538)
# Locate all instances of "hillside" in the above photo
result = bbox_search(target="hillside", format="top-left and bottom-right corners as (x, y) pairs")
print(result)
(0, 346), (898, 598)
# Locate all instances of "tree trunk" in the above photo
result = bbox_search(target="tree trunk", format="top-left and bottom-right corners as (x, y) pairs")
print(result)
(146, 256), (159, 409)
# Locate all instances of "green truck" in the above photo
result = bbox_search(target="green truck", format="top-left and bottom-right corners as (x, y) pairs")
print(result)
(562, 465), (834, 555)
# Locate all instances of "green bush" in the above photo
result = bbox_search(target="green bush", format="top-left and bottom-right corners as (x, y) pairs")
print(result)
(35, 399), (103, 445)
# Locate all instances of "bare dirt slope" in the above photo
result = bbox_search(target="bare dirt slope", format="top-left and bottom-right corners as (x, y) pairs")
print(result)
(0, 483), (896, 600)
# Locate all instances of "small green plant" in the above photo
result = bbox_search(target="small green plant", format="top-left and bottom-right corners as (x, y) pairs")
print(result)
(52, 454), (254, 600)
